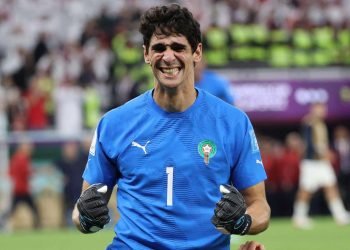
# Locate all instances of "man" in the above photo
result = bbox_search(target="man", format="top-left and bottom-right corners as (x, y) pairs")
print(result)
(9, 140), (40, 229)
(72, 4), (270, 250)
(194, 58), (235, 104)
(333, 126), (350, 210)
(292, 103), (350, 229)
(55, 141), (86, 227)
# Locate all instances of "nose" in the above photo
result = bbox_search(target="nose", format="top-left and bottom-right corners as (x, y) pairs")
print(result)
(162, 48), (176, 63)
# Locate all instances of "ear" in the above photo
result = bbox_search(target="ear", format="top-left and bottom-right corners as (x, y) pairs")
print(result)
(143, 45), (150, 64)
(193, 43), (202, 64)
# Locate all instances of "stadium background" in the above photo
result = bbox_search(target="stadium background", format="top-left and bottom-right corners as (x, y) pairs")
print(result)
(0, 0), (349, 249)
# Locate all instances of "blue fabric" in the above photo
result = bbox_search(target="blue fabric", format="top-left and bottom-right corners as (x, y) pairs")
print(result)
(195, 70), (234, 104)
(83, 88), (266, 250)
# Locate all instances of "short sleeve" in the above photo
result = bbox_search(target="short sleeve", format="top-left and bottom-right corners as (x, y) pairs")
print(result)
(83, 119), (118, 189)
(231, 115), (267, 190)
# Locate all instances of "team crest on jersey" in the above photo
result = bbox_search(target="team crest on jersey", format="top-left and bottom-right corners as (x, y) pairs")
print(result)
(198, 140), (217, 165)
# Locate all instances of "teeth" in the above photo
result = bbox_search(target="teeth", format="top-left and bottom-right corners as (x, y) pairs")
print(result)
(162, 68), (179, 74)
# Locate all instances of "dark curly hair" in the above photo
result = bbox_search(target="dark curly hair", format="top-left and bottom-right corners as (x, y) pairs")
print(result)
(139, 4), (201, 53)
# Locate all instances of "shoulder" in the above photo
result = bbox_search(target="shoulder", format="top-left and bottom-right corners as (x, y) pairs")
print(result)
(96, 91), (149, 136)
(200, 91), (253, 144)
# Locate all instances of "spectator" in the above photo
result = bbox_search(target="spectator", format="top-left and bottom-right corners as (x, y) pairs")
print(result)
(277, 132), (303, 216)
(0, 76), (11, 230)
(259, 135), (281, 216)
(55, 141), (86, 227)
(11, 47), (35, 93)
(333, 125), (350, 210)
(53, 76), (84, 136)
(33, 32), (49, 64)
(8, 140), (40, 229)
(23, 76), (50, 130)
(0, 170), (12, 231)
(1, 75), (26, 131)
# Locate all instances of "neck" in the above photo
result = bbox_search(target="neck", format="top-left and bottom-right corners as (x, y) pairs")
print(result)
(153, 85), (197, 112)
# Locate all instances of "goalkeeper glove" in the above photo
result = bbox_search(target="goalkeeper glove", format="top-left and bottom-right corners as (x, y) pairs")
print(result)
(77, 183), (110, 233)
(211, 184), (252, 235)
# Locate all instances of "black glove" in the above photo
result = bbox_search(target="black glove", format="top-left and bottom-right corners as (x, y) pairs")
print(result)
(211, 184), (252, 235)
(77, 183), (110, 233)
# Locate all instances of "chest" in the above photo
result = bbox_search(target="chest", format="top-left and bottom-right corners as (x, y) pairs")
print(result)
(115, 117), (232, 183)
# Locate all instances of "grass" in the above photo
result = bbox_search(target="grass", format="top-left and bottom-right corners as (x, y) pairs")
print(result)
(0, 228), (114, 250)
(0, 217), (349, 250)
(231, 216), (350, 250)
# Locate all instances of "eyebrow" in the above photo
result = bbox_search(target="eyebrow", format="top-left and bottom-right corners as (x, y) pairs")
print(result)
(151, 42), (187, 51)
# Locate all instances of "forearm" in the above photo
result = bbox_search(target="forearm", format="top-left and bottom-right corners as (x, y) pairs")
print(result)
(241, 182), (271, 235)
(246, 198), (270, 234)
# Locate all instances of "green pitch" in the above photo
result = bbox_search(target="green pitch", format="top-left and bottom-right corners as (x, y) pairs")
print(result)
(231, 216), (350, 250)
(0, 217), (349, 250)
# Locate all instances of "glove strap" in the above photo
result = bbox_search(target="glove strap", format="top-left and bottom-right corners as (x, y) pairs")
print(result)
(232, 214), (252, 235)
(79, 214), (103, 234)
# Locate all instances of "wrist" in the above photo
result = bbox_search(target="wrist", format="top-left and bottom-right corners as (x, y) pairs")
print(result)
(79, 214), (103, 234)
(72, 204), (103, 234)
(233, 214), (252, 235)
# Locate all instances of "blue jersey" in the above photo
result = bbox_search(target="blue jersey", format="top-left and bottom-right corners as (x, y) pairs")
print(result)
(195, 70), (234, 104)
(83, 88), (266, 250)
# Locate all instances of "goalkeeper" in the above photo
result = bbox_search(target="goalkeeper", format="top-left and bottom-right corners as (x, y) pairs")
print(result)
(72, 3), (270, 250)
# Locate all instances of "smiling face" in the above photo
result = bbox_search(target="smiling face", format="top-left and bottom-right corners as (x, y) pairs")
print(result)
(144, 33), (202, 90)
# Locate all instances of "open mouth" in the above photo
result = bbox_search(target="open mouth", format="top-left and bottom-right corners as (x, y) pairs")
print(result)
(159, 67), (181, 76)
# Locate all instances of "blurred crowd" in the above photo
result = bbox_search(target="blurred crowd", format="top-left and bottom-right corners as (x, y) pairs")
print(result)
(1, 0), (350, 133)
(0, 0), (350, 230)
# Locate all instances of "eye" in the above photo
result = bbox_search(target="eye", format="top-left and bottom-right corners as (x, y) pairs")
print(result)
(171, 43), (186, 52)
(151, 44), (166, 52)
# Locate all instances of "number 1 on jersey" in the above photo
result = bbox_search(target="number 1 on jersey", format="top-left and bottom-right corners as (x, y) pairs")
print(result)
(166, 167), (174, 206)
